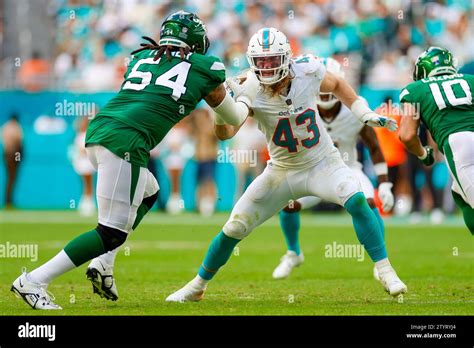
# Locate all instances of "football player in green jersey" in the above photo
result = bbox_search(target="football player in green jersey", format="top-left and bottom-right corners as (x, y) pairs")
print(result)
(11, 10), (258, 310)
(399, 46), (474, 234)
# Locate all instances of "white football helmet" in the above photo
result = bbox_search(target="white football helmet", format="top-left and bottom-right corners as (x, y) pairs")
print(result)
(316, 57), (345, 109)
(246, 28), (292, 85)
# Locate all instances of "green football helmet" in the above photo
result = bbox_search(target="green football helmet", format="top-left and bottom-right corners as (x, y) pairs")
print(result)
(413, 46), (457, 81)
(159, 10), (210, 54)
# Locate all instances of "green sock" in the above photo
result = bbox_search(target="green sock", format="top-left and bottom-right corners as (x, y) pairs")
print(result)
(198, 231), (240, 280)
(64, 229), (106, 266)
(452, 191), (474, 234)
(279, 210), (301, 255)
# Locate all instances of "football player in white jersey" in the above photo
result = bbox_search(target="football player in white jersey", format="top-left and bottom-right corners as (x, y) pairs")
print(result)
(167, 28), (407, 302)
(273, 58), (394, 280)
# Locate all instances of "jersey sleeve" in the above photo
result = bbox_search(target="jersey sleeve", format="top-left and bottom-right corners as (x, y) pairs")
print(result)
(200, 55), (226, 97)
(399, 82), (416, 104)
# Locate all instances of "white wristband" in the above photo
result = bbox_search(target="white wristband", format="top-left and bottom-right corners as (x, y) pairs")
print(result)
(212, 92), (248, 126)
(214, 112), (225, 125)
(350, 98), (372, 122)
(374, 162), (388, 176)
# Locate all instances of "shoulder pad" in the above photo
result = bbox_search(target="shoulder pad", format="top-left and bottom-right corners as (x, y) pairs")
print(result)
(291, 54), (324, 75)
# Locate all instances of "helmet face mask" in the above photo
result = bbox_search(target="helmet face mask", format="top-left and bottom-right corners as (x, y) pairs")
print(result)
(317, 92), (339, 110)
(247, 28), (292, 85)
(159, 11), (210, 55)
(250, 54), (289, 84)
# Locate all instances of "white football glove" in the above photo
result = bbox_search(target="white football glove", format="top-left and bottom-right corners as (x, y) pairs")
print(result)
(224, 77), (240, 98)
(361, 112), (398, 132)
(378, 182), (394, 212)
(225, 70), (259, 107)
(351, 98), (398, 132)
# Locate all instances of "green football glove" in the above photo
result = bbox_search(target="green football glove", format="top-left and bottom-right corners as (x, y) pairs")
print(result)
(418, 146), (434, 166)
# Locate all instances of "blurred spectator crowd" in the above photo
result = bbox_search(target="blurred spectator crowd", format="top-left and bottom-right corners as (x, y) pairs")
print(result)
(0, 0), (472, 91)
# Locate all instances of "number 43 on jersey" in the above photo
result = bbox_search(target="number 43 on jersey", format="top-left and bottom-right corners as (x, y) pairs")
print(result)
(272, 109), (320, 152)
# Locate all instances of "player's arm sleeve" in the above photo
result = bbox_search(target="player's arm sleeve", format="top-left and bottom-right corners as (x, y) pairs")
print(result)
(202, 56), (226, 97)
(212, 92), (249, 126)
(399, 85), (412, 104)
(399, 85), (420, 118)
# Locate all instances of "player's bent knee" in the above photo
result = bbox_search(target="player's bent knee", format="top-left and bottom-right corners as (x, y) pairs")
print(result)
(96, 223), (128, 251)
(223, 220), (248, 239)
(336, 177), (361, 204)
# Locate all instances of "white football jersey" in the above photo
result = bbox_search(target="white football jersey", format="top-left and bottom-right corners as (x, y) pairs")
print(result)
(251, 54), (335, 169)
(321, 104), (364, 169)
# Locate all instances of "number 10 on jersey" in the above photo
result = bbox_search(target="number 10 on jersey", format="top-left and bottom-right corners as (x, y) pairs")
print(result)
(272, 109), (320, 152)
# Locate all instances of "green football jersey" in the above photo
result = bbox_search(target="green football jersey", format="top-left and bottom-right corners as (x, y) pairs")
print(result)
(86, 49), (225, 167)
(400, 73), (474, 152)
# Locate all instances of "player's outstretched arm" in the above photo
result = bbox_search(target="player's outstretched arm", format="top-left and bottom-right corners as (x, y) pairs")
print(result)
(320, 71), (358, 108)
(320, 72), (397, 131)
(205, 84), (249, 127)
(359, 125), (394, 212)
(214, 114), (247, 140)
(399, 104), (434, 166)
(204, 83), (249, 140)
(206, 70), (258, 140)
(204, 70), (258, 129)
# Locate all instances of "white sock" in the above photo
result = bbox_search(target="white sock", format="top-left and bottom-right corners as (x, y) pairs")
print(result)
(97, 247), (120, 267)
(191, 274), (208, 289)
(375, 258), (392, 274)
(199, 196), (215, 216)
(28, 250), (76, 285)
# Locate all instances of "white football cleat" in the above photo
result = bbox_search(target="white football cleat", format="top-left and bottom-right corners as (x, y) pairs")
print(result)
(373, 265), (380, 281)
(166, 280), (206, 302)
(272, 251), (304, 279)
(378, 268), (408, 297)
(86, 258), (118, 301)
(11, 271), (62, 310)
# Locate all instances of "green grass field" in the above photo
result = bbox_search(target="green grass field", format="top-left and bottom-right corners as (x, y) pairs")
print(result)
(0, 210), (473, 315)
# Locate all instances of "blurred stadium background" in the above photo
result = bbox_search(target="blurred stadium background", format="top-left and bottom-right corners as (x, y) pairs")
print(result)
(1, 0), (474, 221)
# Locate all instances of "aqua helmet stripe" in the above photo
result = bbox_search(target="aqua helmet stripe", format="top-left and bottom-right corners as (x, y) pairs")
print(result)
(262, 28), (270, 51)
